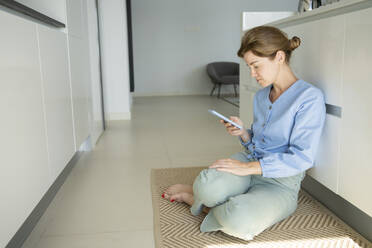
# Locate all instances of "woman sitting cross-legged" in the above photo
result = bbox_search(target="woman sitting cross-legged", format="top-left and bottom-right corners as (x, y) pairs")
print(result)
(162, 25), (326, 241)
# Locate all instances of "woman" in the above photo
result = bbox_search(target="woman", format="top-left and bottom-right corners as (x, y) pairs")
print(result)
(162, 26), (326, 241)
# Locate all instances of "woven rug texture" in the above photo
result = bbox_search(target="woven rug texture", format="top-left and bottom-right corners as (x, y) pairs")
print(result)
(151, 166), (372, 248)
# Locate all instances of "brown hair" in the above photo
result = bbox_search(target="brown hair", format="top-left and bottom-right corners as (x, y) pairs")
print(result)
(237, 26), (301, 63)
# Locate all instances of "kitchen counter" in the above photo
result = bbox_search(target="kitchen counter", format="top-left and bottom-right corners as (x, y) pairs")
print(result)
(268, 0), (372, 28)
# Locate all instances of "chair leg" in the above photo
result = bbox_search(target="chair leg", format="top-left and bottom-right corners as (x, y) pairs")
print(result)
(217, 84), (221, 98)
(210, 84), (217, 96)
(233, 84), (238, 97)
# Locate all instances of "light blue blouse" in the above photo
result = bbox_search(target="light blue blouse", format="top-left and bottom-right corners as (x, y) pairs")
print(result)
(240, 79), (326, 178)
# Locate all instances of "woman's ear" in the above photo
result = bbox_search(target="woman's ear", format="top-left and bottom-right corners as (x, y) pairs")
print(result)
(275, 51), (286, 65)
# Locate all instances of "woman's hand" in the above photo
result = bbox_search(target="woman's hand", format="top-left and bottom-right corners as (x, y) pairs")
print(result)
(220, 116), (250, 142)
(208, 159), (262, 176)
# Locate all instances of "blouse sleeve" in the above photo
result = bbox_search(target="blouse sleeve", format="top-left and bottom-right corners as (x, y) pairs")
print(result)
(239, 124), (253, 149)
(258, 93), (326, 178)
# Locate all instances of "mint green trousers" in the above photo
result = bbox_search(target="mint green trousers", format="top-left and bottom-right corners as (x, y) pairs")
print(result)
(190, 150), (305, 241)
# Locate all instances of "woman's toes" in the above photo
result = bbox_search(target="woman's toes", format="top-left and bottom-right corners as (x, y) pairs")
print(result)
(163, 189), (173, 197)
(162, 192), (170, 199)
(163, 184), (193, 202)
(170, 194), (182, 202)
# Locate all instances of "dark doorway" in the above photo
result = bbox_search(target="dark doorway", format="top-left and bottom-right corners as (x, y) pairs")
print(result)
(126, 0), (135, 92)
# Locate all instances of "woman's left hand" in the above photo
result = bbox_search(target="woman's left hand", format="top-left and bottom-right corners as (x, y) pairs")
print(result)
(209, 159), (251, 176)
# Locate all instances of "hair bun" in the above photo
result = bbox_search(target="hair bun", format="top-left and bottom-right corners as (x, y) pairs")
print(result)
(289, 36), (301, 51)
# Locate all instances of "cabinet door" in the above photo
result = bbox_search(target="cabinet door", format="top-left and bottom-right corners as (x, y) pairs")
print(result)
(37, 25), (75, 181)
(283, 15), (345, 107)
(0, 12), (49, 247)
(338, 7), (372, 217)
(68, 35), (91, 148)
(310, 115), (341, 193)
(283, 15), (345, 193)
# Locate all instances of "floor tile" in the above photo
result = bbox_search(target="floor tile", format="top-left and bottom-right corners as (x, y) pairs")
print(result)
(22, 95), (238, 247)
(36, 229), (154, 248)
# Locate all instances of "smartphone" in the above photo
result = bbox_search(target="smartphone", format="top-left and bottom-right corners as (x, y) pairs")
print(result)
(208, 109), (243, 129)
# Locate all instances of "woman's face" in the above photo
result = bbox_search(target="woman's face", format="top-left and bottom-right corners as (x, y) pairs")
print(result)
(243, 50), (281, 88)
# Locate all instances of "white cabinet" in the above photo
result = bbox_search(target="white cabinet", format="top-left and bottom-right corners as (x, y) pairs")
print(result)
(282, 8), (372, 217)
(310, 114), (341, 193)
(240, 8), (372, 216)
(37, 25), (76, 181)
(338, 7), (372, 217)
(283, 15), (345, 106)
(0, 13), (49, 248)
(0, 2), (100, 246)
(268, 7), (372, 217)
(282, 15), (345, 193)
(68, 35), (91, 148)
(66, 0), (94, 149)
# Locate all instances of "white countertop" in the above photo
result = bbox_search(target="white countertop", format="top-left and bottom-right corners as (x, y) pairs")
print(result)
(268, 0), (372, 28)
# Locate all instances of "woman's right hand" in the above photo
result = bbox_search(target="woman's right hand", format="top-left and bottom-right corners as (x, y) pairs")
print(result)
(220, 116), (249, 141)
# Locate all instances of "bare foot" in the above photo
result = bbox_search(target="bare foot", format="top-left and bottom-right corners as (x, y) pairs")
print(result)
(162, 184), (193, 204)
(162, 184), (210, 214)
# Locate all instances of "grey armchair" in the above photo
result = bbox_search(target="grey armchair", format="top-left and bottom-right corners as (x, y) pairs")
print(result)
(206, 62), (239, 98)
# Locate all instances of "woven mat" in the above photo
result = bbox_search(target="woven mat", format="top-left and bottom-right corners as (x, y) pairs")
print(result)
(151, 166), (372, 248)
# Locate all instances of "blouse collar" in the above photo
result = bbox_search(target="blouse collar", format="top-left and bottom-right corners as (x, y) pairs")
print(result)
(267, 79), (302, 105)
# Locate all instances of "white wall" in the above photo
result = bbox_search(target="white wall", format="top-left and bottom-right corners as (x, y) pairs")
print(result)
(98, 0), (131, 121)
(131, 0), (299, 96)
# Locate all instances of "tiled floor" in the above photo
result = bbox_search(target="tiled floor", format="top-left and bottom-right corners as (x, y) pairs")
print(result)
(22, 95), (240, 248)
